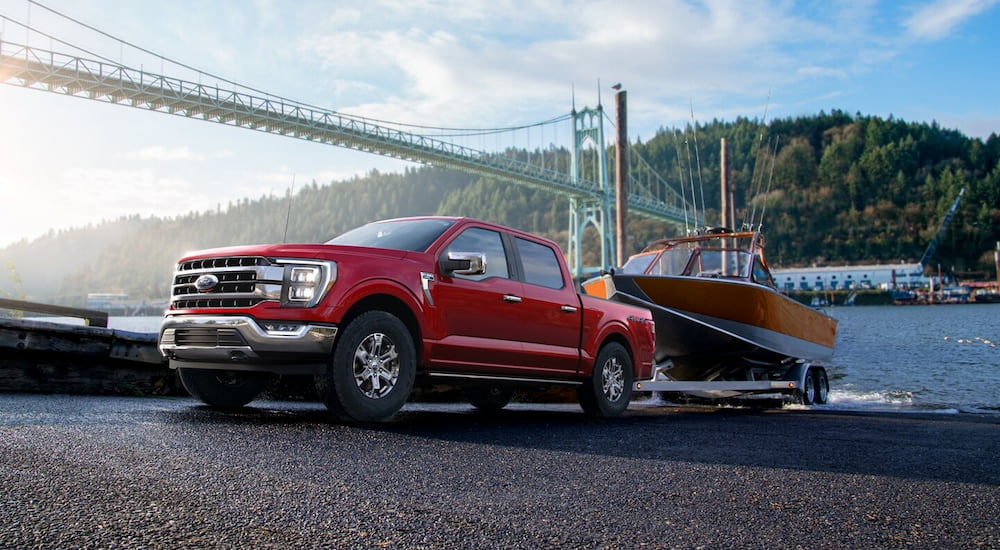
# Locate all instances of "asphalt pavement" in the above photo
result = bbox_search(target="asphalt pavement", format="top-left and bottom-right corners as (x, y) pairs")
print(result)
(1, 393), (998, 549)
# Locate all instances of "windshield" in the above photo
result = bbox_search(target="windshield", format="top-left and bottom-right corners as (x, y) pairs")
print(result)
(620, 253), (657, 274)
(622, 247), (752, 277)
(692, 249), (751, 277)
(327, 219), (456, 252)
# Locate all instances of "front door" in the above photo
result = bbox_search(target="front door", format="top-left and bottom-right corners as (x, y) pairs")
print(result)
(429, 226), (527, 373)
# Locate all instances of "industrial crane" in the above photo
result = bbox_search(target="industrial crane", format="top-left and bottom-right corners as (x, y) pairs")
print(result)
(918, 187), (966, 271)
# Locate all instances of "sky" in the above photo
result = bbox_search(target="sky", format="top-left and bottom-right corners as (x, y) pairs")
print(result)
(0, 0), (998, 248)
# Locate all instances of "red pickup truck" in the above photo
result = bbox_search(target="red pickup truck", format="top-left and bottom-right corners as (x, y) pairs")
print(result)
(159, 217), (655, 421)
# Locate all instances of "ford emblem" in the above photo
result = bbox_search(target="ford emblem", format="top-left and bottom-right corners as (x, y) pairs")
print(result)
(194, 274), (220, 292)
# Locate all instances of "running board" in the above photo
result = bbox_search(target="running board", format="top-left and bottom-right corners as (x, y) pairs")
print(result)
(424, 372), (582, 386)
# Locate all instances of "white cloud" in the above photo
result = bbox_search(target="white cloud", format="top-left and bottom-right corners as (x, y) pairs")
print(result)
(118, 146), (204, 161)
(0, 167), (205, 246)
(797, 66), (848, 79)
(904, 0), (999, 40)
(59, 167), (213, 218)
(301, 0), (852, 130)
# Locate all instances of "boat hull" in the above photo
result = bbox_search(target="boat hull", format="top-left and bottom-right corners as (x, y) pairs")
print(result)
(584, 274), (838, 368)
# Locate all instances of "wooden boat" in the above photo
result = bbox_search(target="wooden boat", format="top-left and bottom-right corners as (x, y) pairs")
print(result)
(582, 229), (838, 384)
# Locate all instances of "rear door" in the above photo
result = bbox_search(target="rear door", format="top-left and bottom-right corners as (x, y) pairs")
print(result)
(508, 235), (583, 375)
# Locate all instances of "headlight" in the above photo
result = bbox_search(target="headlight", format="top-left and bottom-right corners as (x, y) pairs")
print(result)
(278, 260), (337, 307)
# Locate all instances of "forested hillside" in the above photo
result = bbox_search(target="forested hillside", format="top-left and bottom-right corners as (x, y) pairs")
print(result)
(1, 110), (997, 306)
(635, 111), (999, 270)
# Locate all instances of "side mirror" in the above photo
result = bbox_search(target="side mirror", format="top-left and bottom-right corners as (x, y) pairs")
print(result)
(440, 252), (486, 276)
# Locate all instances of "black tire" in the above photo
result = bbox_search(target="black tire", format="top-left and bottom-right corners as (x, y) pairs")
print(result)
(178, 368), (270, 409)
(316, 311), (415, 422)
(801, 368), (817, 405)
(814, 367), (830, 405)
(463, 386), (514, 411)
(578, 342), (633, 417)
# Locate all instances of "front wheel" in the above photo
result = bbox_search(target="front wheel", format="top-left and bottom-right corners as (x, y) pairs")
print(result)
(578, 342), (633, 417)
(178, 368), (271, 409)
(316, 311), (415, 422)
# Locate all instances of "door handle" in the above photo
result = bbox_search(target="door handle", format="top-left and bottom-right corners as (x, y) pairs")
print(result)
(502, 295), (522, 303)
(561, 305), (578, 313)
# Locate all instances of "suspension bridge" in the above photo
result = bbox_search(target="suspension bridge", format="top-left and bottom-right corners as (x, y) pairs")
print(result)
(0, 6), (698, 275)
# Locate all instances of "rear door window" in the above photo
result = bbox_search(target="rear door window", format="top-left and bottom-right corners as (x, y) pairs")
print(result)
(515, 237), (565, 289)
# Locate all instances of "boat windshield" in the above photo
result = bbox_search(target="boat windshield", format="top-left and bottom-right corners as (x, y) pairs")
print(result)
(624, 246), (752, 278)
(327, 219), (456, 252)
(691, 249), (751, 278)
(620, 253), (657, 274)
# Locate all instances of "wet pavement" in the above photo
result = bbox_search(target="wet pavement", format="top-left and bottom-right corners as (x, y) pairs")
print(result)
(1, 393), (998, 549)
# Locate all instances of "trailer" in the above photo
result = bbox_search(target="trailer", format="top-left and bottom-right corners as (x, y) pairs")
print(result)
(634, 360), (830, 406)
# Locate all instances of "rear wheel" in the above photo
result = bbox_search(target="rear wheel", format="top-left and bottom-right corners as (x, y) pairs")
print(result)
(178, 368), (270, 409)
(578, 342), (633, 417)
(463, 386), (514, 411)
(814, 367), (830, 405)
(316, 311), (415, 422)
(800, 368), (818, 405)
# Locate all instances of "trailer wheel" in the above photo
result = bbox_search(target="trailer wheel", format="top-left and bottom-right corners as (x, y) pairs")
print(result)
(464, 386), (514, 411)
(578, 342), (633, 417)
(814, 368), (830, 405)
(800, 367), (818, 405)
(316, 311), (415, 422)
(178, 368), (270, 409)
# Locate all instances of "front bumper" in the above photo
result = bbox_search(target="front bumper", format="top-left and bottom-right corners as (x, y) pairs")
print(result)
(159, 315), (338, 373)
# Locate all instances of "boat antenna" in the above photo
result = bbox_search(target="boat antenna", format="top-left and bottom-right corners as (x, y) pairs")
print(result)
(746, 136), (768, 230)
(689, 100), (707, 226)
(744, 92), (772, 230)
(682, 125), (700, 231)
(671, 129), (692, 234)
(282, 174), (296, 243)
(755, 136), (780, 231)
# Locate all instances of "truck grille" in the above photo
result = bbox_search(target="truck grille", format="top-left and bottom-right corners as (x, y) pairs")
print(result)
(170, 256), (284, 310)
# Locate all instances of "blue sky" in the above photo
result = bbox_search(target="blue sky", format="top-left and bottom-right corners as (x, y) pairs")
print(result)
(0, 0), (998, 247)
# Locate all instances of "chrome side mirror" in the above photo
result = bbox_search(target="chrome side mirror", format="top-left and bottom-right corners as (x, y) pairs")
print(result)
(440, 252), (486, 276)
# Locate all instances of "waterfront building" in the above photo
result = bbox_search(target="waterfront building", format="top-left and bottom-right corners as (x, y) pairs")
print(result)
(771, 263), (929, 291)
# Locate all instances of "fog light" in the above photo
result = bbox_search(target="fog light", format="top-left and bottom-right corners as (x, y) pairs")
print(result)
(262, 322), (303, 335)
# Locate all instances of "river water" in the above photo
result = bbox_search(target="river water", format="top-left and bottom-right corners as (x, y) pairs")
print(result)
(823, 303), (1000, 414)
(96, 305), (1000, 414)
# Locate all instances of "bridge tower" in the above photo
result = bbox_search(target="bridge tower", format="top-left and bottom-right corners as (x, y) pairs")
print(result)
(567, 105), (615, 278)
